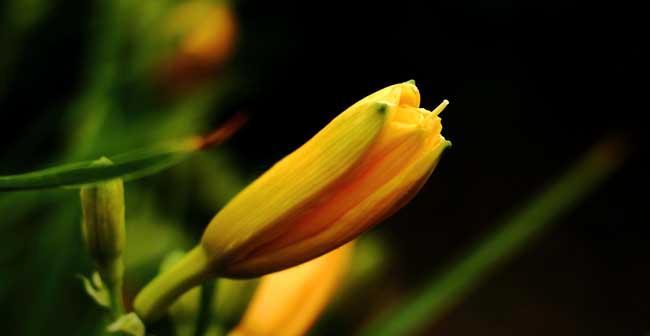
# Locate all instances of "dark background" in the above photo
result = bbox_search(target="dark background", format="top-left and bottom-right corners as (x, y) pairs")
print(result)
(235, 3), (648, 333)
(1, 0), (647, 335)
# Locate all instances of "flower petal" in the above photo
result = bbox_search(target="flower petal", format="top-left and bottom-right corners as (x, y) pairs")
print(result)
(202, 100), (389, 263)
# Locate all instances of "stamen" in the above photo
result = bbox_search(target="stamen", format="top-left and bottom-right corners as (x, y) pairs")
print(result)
(432, 99), (449, 116)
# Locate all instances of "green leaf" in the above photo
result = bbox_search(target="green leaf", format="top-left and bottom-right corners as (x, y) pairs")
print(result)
(0, 143), (193, 192)
(359, 137), (627, 336)
(1, 114), (246, 192)
(78, 272), (110, 308)
(107, 313), (146, 336)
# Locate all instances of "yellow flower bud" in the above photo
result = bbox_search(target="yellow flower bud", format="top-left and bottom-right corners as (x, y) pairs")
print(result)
(80, 158), (126, 269)
(230, 242), (354, 336)
(134, 81), (450, 322)
(204, 81), (450, 277)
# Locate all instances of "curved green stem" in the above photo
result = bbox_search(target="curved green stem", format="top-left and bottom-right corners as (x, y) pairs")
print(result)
(134, 246), (213, 323)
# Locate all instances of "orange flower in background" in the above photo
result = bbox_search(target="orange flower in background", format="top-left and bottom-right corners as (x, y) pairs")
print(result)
(158, 0), (237, 92)
(134, 81), (450, 322)
(230, 243), (354, 336)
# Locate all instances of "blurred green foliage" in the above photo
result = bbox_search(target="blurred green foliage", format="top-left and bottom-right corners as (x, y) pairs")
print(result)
(1, 0), (246, 335)
(0, 0), (629, 335)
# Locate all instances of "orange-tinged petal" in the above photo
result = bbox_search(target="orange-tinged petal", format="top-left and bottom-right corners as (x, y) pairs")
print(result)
(219, 98), (448, 276)
(224, 127), (449, 276)
(201, 99), (390, 263)
(229, 243), (354, 336)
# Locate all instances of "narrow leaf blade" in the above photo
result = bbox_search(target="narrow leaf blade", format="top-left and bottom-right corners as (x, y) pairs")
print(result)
(359, 137), (627, 336)
(0, 114), (246, 192)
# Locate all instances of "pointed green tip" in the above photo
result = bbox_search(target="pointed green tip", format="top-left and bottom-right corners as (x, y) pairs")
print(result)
(375, 102), (389, 114)
(446, 140), (453, 148)
(406, 79), (416, 85)
(92, 157), (114, 167)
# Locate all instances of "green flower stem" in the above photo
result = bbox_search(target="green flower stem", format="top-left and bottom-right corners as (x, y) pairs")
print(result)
(135, 246), (213, 323)
(98, 258), (126, 317)
(194, 281), (217, 336)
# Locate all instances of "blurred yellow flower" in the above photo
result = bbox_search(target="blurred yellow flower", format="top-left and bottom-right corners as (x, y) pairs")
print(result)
(229, 243), (354, 336)
(157, 0), (237, 92)
(134, 81), (450, 321)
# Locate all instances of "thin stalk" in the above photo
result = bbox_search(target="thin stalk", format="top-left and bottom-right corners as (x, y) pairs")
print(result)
(135, 246), (213, 322)
(98, 258), (126, 318)
(194, 281), (217, 336)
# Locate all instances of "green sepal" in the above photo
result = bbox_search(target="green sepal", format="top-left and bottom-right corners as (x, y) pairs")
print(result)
(107, 313), (145, 336)
(78, 272), (110, 308)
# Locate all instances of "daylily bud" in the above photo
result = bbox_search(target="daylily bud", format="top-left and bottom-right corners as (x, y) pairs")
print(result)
(134, 81), (450, 321)
(80, 158), (126, 270)
(204, 81), (450, 276)
(229, 242), (354, 336)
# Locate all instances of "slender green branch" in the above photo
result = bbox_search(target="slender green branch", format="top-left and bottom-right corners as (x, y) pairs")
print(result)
(194, 281), (217, 336)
